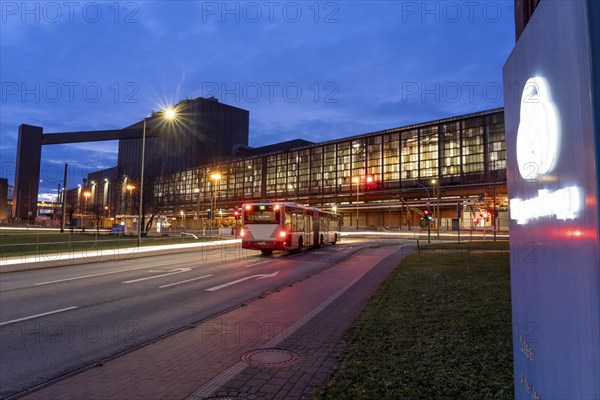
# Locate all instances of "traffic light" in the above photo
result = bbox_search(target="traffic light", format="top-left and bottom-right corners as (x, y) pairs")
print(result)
(364, 174), (377, 191)
(423, 209), (432, 221)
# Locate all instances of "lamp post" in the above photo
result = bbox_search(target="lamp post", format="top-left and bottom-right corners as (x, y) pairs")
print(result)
(60, 163), (68, 233)
(76, 184), (81, 228)
(126, 184), (135, 216)
(352, 176), (360, 228)
(136, 107), (177, 246)
(103, 178), (110, 227)
(432, 179), (440, 240)
(210, 172), (221, 233)
(415, 181), (431, 244)
(83, 190), (91, 229)
(491, 156), (497, 242)
(137, 116), (148, 247)
(195, 187), (201, 233)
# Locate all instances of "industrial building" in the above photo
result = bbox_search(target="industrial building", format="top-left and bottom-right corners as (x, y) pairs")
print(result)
(15, 97), (506, 231)
(152, 107), (507, 231)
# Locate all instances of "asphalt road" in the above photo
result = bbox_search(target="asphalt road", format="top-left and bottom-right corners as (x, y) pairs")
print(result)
(0, 239), (378, 399)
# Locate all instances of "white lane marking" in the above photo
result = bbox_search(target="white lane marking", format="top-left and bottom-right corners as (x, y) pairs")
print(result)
(159, 274), (213, 289)
(122, 268), (192, 284)
(245, 260), (271, 268)
(0, 306), (78, 326)
(35, 265), (154, 286)
(205, 271), (279, 292)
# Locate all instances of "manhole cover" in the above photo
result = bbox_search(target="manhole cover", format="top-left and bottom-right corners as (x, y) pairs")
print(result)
(241, 348), (300, 368)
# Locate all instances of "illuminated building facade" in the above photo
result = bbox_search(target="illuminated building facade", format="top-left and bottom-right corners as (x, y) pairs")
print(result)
(154, 108), (507, 229)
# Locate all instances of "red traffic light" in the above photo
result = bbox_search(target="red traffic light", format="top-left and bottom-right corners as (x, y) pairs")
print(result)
(365, 174), (374, 184)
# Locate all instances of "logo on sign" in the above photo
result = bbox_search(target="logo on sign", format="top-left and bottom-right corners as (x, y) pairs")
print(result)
(516, 77), (560, 179)
(510, 76), (583, 225)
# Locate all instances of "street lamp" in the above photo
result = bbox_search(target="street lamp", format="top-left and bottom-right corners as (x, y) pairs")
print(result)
(352, 176), (360, 228)
(77, 184), (82, 226)
(103, 178), (110, 225)
(431, 179), (440, 240)
(210, 172), (222, 232)
(137, 107), (177, 247)
(83, 191), (91, 229)
(126, 184), (135, 216)
(194, 187), (201, 232)
(491, 156), (497, 242)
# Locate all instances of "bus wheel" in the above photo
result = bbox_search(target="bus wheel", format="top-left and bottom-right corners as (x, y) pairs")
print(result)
(320, 234), (324, 246)
(332, 234), (337, 245)
(297, 237), (303, 253)
(260, 249), (273, 256)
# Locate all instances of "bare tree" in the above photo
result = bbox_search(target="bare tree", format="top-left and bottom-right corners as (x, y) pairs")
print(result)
(129, 175), (166, 236)
(143, 191), (166, 235)
(66, 197), (78, 228)
(88, 204), (104, 233)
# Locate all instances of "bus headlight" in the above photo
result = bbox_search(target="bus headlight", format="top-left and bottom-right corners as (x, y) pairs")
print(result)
(279, 231), (287, 238)
(240, 229), (246, 237)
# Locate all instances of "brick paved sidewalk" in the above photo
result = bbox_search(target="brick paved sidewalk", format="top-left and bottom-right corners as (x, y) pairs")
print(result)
(23, 244), (414, 400)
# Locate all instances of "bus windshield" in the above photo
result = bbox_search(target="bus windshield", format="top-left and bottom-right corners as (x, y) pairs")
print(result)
(244, 205), (281, 224)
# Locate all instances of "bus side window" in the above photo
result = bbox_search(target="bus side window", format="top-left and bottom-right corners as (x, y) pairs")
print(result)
(285, 213), (291, 228)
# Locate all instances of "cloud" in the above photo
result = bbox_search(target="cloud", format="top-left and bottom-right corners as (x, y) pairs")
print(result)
(1, 0), (514, 188)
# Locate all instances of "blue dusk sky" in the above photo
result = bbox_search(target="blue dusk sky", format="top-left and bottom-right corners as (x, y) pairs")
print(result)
(0, 1), (515, 200)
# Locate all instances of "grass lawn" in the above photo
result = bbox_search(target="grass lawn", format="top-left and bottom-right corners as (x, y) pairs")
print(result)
(314, 244), (513, 399)
(0, 230), (225, 259)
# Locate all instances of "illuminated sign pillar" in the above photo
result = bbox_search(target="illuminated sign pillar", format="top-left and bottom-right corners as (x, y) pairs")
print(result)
(503, 1), (599, 398)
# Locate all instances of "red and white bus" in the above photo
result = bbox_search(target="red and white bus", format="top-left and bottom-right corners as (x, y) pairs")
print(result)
(240, 202), (340, 255)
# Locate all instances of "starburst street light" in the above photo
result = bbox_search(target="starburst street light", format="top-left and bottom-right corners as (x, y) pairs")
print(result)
(137, 107), (178, 246)
(164, 108), (176, 120)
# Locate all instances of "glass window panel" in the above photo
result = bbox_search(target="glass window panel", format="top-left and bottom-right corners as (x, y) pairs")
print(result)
(351, 139), (365, 176)
(419, 126), (438, 179)
(401, 129), (419, 180)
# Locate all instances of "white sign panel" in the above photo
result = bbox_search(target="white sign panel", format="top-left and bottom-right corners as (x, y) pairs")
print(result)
(503, 1), (600, 399)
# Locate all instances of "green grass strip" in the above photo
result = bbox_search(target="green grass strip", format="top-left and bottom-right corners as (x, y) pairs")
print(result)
(315, 249), (513, 399)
